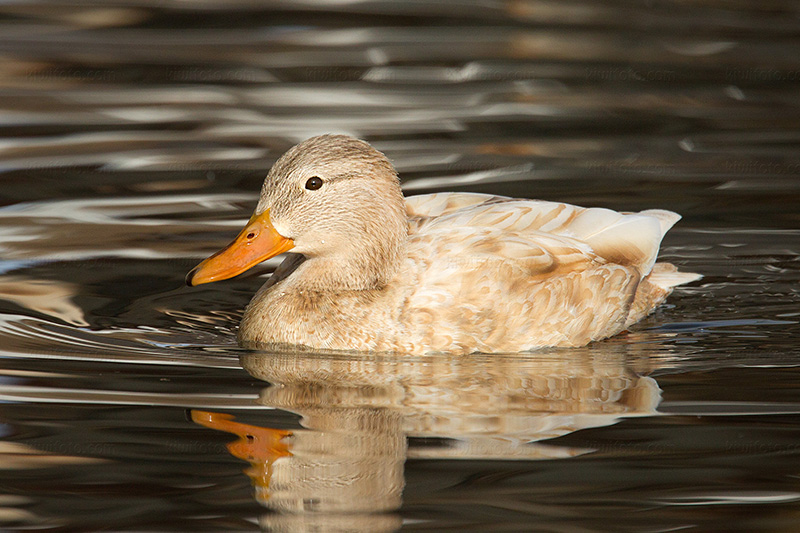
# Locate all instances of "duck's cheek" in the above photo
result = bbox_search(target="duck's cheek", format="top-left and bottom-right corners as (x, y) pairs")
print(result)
(285, 236), (336, 258)
(283, 237), (314, 256)
(270, 219), (293, 241)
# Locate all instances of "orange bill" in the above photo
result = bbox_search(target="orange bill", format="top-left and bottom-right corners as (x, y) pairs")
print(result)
(186, 209), (294, 286)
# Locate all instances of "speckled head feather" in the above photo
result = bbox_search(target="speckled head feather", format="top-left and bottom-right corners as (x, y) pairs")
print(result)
(254, 135), (407, 292)
(257, 135), (399, 217)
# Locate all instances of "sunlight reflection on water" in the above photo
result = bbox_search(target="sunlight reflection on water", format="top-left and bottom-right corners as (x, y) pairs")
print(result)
(1, 0), (800, 531)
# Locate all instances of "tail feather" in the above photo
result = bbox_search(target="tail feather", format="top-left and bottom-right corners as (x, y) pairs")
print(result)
(647, 262), (703, 290)
(625, 262), (701, 327)
(638, 209), (682, 237)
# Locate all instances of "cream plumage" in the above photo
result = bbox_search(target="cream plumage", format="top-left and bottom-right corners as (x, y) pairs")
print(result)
(187, 134), (700, 354)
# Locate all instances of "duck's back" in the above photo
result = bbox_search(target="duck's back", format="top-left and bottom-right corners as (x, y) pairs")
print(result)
(397, 193), (699, 353)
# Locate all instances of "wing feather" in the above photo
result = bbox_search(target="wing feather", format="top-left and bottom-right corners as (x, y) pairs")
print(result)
(406, 193), (675, 275)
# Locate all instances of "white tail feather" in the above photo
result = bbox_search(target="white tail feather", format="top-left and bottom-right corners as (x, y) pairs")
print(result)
(648, 263), (703, 289)
(638, 209), (681, 237)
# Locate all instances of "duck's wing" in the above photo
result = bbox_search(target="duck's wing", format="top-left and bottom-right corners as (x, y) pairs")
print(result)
(403, 219), (645, 352)
(405, 192), (504, 218)
(401, 193), (699, 352)
(409, 225), (597, 280)
(406, 193), (678, 276)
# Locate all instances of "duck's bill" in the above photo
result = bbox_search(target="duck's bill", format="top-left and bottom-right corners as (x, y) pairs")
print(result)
(186, 210), (294, 286)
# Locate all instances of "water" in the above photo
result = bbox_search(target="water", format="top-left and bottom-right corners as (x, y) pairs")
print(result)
(1, 1), (800, 531)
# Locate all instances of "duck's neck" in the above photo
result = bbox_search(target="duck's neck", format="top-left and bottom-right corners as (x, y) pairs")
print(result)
(284, 221), (408, 293)
(289, 250), (401, 293)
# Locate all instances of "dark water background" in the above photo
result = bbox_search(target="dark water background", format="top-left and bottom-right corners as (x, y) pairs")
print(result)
(2, 1), (800, 531)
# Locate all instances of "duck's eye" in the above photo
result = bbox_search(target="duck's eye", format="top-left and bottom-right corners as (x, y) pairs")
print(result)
(305, 177), (323, 191)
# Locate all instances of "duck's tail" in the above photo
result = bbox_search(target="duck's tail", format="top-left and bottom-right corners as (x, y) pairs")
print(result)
(647, 263), (703, 290)
(625, 262), (702, 327)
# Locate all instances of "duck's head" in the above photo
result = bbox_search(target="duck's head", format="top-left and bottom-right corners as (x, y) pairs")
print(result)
(186, 135), (407, 289)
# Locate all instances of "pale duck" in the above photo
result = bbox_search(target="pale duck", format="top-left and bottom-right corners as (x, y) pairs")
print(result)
(186, 134), (700, 354)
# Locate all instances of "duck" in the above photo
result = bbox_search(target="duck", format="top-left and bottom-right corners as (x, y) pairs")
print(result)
(186, 134), (700, 355)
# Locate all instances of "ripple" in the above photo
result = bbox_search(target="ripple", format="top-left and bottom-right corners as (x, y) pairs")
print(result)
(0, 313), (241, 368)
(1, 0), (800, 530)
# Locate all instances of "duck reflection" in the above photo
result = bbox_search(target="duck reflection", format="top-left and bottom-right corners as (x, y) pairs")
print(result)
(193, 347), (661, 531)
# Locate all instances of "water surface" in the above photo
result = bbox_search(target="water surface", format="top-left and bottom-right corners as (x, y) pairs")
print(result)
(2, 1), (800, 531)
